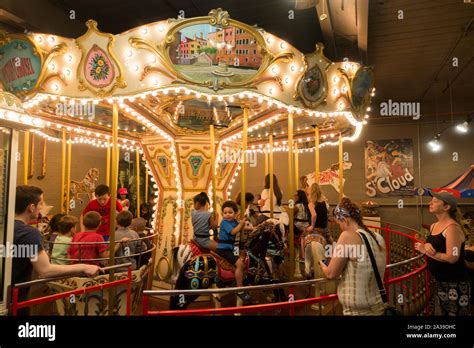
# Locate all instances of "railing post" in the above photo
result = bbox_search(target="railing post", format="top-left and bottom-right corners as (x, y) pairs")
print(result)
(142, 293), (149, 316)
(384, 224), (390, 301)
(11, 287), (19, 316)
(126, 266), (132, 316)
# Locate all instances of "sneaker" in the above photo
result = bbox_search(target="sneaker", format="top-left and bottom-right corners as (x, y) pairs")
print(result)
(237, 292), (252, 306)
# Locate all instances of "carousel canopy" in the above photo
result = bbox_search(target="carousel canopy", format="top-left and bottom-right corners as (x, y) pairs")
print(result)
(0, 8), (374, 148)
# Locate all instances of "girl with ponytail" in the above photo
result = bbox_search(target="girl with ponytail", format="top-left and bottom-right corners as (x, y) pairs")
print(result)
(319, 197), (387, 315)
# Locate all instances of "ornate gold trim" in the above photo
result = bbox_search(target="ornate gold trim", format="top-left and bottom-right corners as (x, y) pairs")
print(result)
(76, 20), (127, 97)
(294, 43), (330, 108)
(39, 72), (68, 91)
(140, 65), (175, 81)
(0, 32), (46, 99)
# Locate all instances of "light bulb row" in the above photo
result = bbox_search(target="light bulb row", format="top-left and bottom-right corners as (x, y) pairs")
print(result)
(0, 109), (45, 128)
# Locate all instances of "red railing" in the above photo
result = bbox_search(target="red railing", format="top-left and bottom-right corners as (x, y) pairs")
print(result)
(142, 223), (431, 316)
(11, 264), (133, 316)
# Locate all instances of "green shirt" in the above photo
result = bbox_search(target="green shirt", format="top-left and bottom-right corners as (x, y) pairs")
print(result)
(51, 235), (72, 265)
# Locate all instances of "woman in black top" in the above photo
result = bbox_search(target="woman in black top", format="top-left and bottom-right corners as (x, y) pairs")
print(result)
(306, 183), (332, 244)
(415, 191), (470, 316)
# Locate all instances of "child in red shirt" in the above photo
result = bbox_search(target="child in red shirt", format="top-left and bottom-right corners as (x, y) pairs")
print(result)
(80, 185), (123, 241)
(69, 211), (126, 266)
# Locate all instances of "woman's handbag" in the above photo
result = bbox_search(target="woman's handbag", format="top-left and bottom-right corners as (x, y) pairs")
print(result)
(359, 232), (402, 316)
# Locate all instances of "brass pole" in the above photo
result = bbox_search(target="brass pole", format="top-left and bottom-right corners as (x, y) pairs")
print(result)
(288, 113), (295, 281)
(66, 136), (72, 213)
(145, 169), (149, 207)
(264, 149), (268, 176)
(241, 107), (248, 216)
(136, 150), (141, 218)
(315, 126), (320, 184)
(338, 133), (344, 201)
(294, 141), (299, 190)
(60, 130), (66, 213)
(23, 131), (29, 184)
(210, 124), (218, 213)
(108, 103), (119, 315)
(269, 135), (274, 219)
(106, 145), (111, 187)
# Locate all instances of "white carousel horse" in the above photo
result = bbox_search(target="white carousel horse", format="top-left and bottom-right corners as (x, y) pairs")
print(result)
(301, 162), (352, 193)
(301, 234), (337, 311)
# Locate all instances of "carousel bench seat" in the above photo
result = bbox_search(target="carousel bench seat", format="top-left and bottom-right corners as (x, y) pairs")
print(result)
(46, 263), (149, 316)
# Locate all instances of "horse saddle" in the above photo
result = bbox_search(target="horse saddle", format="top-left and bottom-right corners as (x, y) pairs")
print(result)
(304, 233), (326, 248)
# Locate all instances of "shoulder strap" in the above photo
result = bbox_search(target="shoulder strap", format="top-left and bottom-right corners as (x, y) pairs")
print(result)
(358, 231), (388, 304)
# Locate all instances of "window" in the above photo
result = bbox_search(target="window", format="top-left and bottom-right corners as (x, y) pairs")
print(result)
(254, 50), (257, 54)
(245, 58), (249, 62)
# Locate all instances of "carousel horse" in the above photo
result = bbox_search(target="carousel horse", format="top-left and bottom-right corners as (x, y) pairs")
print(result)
(301, 233), (337, 308)
(169, 220), (285, 310)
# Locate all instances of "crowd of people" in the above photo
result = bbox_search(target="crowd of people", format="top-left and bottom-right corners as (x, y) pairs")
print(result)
(12, 184), (154, 315)
(189, 173), (472, 316)
(11, 172), (473, 316)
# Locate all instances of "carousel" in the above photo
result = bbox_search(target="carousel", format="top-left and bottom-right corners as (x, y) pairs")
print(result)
(0, 8), (429, 316)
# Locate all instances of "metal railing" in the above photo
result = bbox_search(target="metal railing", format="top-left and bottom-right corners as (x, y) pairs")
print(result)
(11, 263), (133, 316)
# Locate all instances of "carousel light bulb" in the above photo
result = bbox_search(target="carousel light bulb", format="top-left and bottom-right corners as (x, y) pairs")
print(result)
(280, 42), (287, 50)
(266, 36), (274, 44)
(332, 76), (340, 84)
(35, 35), (43, 43)
(52, 83), (59, 92)
(364, 114), (369, 119)
(66, 54), (73, 62)
(332, 88), (340, 96)
(141, 27), (148, 34)
(65, 68), (71, 76)
(338, 101), (345, 110)
(341, 85), (347, 93)
(290, 64), (296, 72)
(132, 64), (139, 71)
(271, 66), (279, 75)
(48, 36), (55, 43)
(126, 49), (133, 57)
(284, 77), (291, 84)
(158, 24), (165, 32)
(229, 96), (235, 103)
(366, 107), (371, 112)
(48, 63), (56, 71)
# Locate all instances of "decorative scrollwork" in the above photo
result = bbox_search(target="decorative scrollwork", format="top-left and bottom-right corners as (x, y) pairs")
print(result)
(208, 8), (230, 27)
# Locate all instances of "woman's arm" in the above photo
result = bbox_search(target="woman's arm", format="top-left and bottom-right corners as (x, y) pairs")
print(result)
(319, 231), (350, 279)
(418, 226), (464, 264)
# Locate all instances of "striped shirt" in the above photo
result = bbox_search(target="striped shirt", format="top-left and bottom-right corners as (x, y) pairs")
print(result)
(337, 229), (386, 316)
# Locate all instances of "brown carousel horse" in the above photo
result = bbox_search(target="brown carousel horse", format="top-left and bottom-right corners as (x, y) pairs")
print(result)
(169, 220), (285, 310)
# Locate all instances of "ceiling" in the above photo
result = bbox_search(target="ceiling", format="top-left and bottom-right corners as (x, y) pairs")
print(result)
(1, 0), (473, 127)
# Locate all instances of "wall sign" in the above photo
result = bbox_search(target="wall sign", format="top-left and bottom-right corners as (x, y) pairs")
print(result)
(365, 139), (415, 197)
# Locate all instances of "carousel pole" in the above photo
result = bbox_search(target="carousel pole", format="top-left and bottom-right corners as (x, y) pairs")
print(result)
(60, 129), (66, 213)
(264, 149), (269, 176)
(240, 107), (248, 216)
(294, 141), (299, 190)
(23, 131), (29, 184)
(338, 133), (344, 201)
(106, 145), (111, 187)
(66, 134), (72, 213)
(108, 102), (119, 316)
(269, 135), (274, 219)
(136, 150), (141, 218)
(210, 124), (218, 213)
(314, 126), (320, 184)
(145, 169), (148, 207)
(288, 113), (295, 281)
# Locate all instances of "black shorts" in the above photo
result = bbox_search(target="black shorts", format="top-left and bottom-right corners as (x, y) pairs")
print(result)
(217, 249), (239, 265)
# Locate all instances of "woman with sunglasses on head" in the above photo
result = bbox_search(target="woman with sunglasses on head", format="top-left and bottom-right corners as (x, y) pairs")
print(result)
(415, 191), (470, 316)
(319, 197), (386, 315)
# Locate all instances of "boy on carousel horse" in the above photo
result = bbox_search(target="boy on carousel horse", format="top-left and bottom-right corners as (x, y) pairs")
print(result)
(217, 200), (254, 305)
